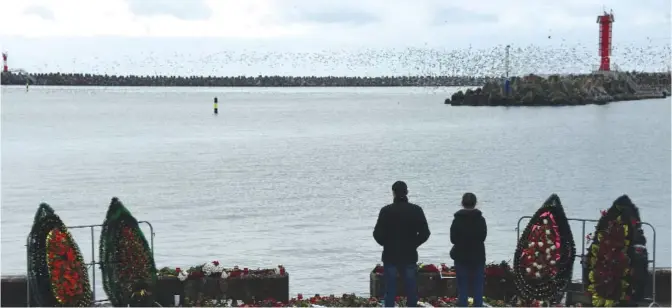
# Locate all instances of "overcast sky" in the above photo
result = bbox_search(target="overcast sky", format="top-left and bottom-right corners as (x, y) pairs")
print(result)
(0, 0), (670, 76)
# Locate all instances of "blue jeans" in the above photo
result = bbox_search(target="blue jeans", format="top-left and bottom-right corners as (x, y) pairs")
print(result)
(455, 263), (484, 307)
(384, 263), (417, 307)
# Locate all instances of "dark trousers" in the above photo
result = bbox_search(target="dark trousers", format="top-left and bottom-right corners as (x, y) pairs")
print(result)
(383, 263), (418, 307)
(455, 262), (484, 307)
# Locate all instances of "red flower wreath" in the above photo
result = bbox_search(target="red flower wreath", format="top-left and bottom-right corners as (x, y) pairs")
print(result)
(46, 229), (88, 304)
(117, 227), (151, 282)
(519, 214), (561, 279)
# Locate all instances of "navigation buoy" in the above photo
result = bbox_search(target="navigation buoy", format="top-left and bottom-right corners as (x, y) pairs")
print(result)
(213, 97), (218, 115)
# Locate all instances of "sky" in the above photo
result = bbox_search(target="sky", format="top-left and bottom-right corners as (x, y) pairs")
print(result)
(0, 0), (670, 76)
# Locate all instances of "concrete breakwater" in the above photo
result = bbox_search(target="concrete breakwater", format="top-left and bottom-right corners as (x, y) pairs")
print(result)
(0, 72), (491, 87)
(445, 72), (671, 106)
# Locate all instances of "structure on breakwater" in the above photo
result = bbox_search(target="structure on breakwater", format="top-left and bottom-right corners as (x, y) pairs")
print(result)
(445, 72), (671, 107)
(0, 72), (492, 87)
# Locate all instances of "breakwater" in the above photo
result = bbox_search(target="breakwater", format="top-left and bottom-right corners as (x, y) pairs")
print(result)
(445, 72), (671, 106)
(0, 72), (492, 87)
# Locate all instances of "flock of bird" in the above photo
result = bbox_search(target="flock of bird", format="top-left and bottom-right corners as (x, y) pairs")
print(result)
(25, 38), (672, 78)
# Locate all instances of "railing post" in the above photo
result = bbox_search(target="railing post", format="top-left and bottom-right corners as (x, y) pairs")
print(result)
(90, 226), (96, 301)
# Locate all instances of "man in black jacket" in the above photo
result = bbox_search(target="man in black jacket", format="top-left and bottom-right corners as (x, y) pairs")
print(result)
(450, 192), (487, 307)
(373, 181), (431, 307)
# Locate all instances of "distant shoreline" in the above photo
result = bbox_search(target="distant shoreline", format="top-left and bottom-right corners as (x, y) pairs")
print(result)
(1, 72), (489, 87)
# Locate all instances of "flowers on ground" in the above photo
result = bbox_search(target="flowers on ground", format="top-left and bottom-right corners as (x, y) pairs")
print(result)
(159, 263), (286, 281)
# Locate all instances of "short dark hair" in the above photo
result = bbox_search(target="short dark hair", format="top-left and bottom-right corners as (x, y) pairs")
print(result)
(392, 181), (408, 196)
(461, 192), (477, 208)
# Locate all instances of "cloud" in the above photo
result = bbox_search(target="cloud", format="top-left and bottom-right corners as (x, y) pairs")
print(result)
(126, 0), (211, 20)
(432, 7), (498, 25)
(0, 0), (669, 75)
(22, 5), (54, 20)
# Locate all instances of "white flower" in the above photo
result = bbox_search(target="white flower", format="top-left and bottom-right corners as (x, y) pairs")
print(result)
(529, 242), (535, 247)
(538, 242), (544, 247)
(545, 230), (551, 235)
(528, 255), (533, 260)
(202, 262), (216, 276)
(543, 219), (548, 224)
(274, 267), (280, 275)
(546, 254), (551, 260)
(551, 245), (556, 251)
(533, 262), (538, 267)
(178, 270), (189, 282)
(536, 264), (543, 269)
(535, 272), (541, 278)
(220, 271), (229, 279)
(535, 251), (540, 256)
(550, 260), (556, 265)
(526, 267), (531, 273)
(547, 240), (553, 245)
(545, 248), (550, 254)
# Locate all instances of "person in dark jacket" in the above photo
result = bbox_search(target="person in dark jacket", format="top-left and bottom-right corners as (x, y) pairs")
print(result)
(450, 192), (487, 307)
(373, 181), (431, 307)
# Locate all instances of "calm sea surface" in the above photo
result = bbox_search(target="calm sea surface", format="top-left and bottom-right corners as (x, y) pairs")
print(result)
(1, 86), (671, 299)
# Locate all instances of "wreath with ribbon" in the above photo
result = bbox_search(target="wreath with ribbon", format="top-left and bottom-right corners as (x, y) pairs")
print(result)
(513, 194), (576, 305)
(27, 203), (93, 307)
(584, 195), (648, 307)
(100, 197), (157, 307)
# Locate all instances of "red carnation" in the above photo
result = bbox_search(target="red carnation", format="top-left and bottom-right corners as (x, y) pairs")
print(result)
(175, 267), (181, 273)
(297, 294), (303, 300)
(213, 260), (219, 266)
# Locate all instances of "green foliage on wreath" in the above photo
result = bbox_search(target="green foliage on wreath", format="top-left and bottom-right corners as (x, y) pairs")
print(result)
(583, 195), (648, 307)
(27, 203), (92, 307)
(99, 197), (157, 307)
(513, 194), (576, 304)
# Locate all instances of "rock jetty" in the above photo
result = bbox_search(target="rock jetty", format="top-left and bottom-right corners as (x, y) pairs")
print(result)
(0, 72), (492, 87)
(445, 72), (671, 107)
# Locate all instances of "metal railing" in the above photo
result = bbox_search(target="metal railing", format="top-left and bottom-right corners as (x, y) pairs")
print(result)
(25, 221), (155, 306)
(516, 216), (658, 306)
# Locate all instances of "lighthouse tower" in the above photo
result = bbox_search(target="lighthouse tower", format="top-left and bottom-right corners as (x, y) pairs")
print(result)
(596, 10), (614, 71)
(2, 52), (7, 72)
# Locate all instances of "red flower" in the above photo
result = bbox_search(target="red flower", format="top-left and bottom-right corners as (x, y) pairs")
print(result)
(395, 296), (401, 302)
(175, 267), (181, 273)
(297, 294), (303, 300)
(631, 219), (639, 226)
(600, 210), (607, 216)
(213, 260), (220, 266)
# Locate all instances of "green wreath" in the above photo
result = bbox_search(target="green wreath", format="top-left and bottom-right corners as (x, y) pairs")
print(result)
(99, 197), (157, 306)
(27, 203), (93, 307)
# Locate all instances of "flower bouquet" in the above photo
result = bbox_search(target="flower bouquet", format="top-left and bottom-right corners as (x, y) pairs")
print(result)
(99, 197), (157, 307)
(27, 203), (93, 307)
(584, 195), (648, 307)
(157, 263), (289, 306)
(483, 261), (516, 301)
(513, 194), (576, 305)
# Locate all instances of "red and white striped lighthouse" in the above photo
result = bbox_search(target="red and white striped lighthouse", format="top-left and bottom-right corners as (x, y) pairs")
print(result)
(2, 52), (7, 72)
(596, 10), (614, 71)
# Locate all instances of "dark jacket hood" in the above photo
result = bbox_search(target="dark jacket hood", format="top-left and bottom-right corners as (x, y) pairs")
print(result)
(454, 208), (483, 218)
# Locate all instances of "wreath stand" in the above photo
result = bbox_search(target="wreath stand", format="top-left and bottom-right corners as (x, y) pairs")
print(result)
(516, 215), (659, 307)
(25, 221), (156, 307)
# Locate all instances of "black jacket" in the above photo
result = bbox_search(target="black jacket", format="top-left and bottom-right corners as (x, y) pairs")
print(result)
(373, 198), (431, 265)
(449, 208), (487, 267)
